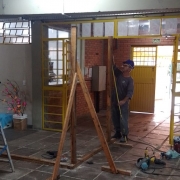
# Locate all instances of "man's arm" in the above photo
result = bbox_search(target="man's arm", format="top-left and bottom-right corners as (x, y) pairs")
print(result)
(118, 79), (134, 106)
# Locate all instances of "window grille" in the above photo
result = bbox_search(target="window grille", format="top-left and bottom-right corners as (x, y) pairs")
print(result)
(132, 46), (156, 66)
(0, 21), (31, 44)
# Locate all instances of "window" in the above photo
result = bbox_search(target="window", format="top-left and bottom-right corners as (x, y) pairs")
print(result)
(47, 28), (70, 85)
(0, 21), (31, 44)
(132, 46), (156, 66)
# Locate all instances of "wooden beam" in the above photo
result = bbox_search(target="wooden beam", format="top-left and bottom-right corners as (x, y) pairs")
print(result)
(101, 166), (131, 176)
(77, 63), (117, 174)
(2, 154), (75, 169)
(51, 73), (77, 180)
(70, 26), (77, 165)
(76, 139), (116, 164)
(106, 36), (113, 142)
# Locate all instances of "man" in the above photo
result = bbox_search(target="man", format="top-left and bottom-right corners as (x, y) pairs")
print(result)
(111, 59), (134, 143)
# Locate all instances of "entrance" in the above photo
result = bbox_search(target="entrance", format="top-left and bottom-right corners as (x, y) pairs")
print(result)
(155, 46), (173, 114)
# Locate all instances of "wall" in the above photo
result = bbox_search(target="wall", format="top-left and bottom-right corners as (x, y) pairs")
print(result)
(113, 37), (174, 65)
(77, 37), (174, 117)
(76, 39), (106, 117)
(0, 44), (32, 124)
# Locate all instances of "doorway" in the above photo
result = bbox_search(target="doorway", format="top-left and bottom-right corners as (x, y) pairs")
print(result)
(155, 46), (173, 114)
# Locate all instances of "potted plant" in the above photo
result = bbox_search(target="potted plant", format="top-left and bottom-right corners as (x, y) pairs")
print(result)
(0, 79), (27, 130)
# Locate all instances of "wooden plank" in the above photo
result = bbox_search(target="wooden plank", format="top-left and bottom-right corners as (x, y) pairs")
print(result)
(2, 154), (75, 169)
(51, 73), (77, 180)
(77, 63), (117, 174)
(101, 165), (131, 176)
(106, 36), (113, 142)
(70, 26), (77, 165)
(76, 139), (116, 163)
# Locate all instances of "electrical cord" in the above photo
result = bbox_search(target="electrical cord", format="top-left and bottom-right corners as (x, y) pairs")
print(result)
(141, 165), (180, 176)
(142, 169), (180, 176)
(127, 137), (165, 153)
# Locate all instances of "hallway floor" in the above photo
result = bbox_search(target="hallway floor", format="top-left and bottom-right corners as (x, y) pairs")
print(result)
(0, 110), (180, 180)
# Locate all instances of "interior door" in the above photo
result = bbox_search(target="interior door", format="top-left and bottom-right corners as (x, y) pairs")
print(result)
(42, 37), (70, 131)
(130, 46), (157, 113)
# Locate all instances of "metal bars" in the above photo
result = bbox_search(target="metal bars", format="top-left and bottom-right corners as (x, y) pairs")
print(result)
(169, 35), (180, 145)
(42, 37), (71, 131)
(0, 21), (31, 44)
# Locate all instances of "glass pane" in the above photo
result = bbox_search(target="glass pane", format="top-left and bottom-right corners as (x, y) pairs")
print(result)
(48, 41), (57, 50)
(4, 37), (10, 43)
(9, 22), (16, 28)
(138, 20), (149, 35)
(22, 21), (28, 27)
(0, 22), (3, 28)
(49, 51), (57, 60)
(16, 22), (23, 27)
(4, 23), (10, 28)
(58, 51), (62, 60)
(58, 40), (62, 50)
(48, 28), (57, 38)
(58, 31), (69, 38)
(176, 72), (180, 81)
(17, 38), (23, 43)
(9, 30), (16, 35)
(58, 61), (63, 69)
(16, 30), (23, 35)
(4, 30), (10, 35)
(23, 29), (29, 35)
(10, 38), (16, 43)
(23, 37), (29, 43)
(177, 62), (180, 71)
(0, 37), (3, 43)
(175, 83), (180, 92)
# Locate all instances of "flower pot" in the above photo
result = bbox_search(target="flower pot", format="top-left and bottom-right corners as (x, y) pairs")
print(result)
(13, 114), (27, 130)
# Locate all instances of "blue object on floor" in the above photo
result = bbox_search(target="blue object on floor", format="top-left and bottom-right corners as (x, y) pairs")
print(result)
(0, 113), (13, 129)
(166, 149), (180, 159)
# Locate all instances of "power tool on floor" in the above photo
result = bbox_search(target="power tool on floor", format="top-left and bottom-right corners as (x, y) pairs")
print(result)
(136, 147), (166, 170)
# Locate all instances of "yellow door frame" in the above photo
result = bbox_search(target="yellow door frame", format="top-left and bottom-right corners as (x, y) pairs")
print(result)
(42, 38), (70, 131)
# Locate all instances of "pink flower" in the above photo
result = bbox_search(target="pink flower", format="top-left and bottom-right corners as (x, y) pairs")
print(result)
(0, 80), (27, 116)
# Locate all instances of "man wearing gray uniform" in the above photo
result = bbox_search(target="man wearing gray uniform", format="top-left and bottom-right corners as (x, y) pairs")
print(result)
(111, 59), (134, 143)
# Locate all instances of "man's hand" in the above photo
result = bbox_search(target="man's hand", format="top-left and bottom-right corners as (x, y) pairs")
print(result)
(118, 97), (130, 106)
(118, 100), (126, 106)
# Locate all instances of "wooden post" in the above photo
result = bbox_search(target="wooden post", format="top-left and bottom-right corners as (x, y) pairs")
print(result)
(106, 36), (113, 142)
(77, 64), (117, 174)
(70, 26), (77, 164)
(51, 73), (77, 180)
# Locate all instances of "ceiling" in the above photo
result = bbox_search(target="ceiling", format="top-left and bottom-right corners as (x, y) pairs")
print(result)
(0, 8), (180, 22)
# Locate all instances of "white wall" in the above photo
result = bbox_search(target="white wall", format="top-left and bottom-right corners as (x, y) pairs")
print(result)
(0, 0), (180, 15)
(0, 45), (32, 125)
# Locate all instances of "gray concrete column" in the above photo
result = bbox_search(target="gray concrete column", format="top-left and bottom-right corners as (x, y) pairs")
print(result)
(31, 21), (42, 129)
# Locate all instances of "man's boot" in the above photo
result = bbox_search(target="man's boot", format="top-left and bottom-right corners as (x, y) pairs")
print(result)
(111, 131), (121, 139)
(119, 135), (127, 143)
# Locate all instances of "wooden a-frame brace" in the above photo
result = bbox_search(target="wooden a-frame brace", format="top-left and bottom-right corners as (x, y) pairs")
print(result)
(47, 29), (131, 180)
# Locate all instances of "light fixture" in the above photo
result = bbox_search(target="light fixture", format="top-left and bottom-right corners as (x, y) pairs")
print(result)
(162, 34), (174, 39)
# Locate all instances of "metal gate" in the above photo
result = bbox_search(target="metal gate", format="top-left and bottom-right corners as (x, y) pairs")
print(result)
(42, 38), (71, 131)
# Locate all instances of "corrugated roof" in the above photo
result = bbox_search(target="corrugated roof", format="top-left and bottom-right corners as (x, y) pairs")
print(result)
(1, 8), (180, 21)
